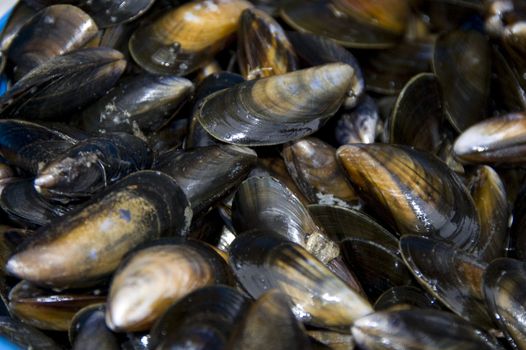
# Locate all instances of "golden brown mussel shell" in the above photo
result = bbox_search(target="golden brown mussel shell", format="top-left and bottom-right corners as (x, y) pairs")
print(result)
(6, 5), (98, 81)
(228, 231), (373, 329)
(400, 235), (494, 330)
(454, 112), (526, 165)
(280, 0), (410, 49)
(282, 137), (359, 208)
(129, 0), (253, 75)
(237, 7), (298, 80)
(106, 241), (232, 332)
(483, 258), (526, 350)
(197, 63), (354, 146)
(5, 171), (192, 289)
(7, 280), (105, 331)
(352, 309), (504, 350)
(337, 143), (480, 250)
(433, 29), (491, 132)
(468, 166), (508, 263)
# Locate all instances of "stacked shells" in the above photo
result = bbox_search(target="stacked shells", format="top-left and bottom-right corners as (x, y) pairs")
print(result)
(0, 0), (524, 349)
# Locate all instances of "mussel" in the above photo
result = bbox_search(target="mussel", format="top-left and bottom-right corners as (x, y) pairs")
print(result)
(6, 171), (192, 288)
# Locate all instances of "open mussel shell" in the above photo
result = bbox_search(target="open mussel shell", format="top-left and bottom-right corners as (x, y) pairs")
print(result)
(0, 119), (77, 175)
(69, 304), (119, 350)
(337, 143), (480, 250)
(81, 74), (194, 135)
(468, 166), (508, 262)
(352, 309), (504, 350)
(0, 48), (126, 121)
(308, 204), (398, 251)
(129, 0), (253, 75)
(149, 285), (250, 350)
(453, 112), (526, 164)
(7, 280), (106, 331)
(341, 238), (413, 302)
(374, 285), (440, 311)
(287, 31), (364, 108)
(232, 176), (339, 263)
(237, 8), (297, 80)
(78, 0), (155, 28)
(197, 63), (354, 146)
(400, 235), (494, 330)
(106, 241), (232, 332)
(433, 29), (491, 132)
(228, 231), (373, 328)
(282, 137), (359, 208)
(334, 94), (378, 145)
(5, 170), (192, 289)
(0, 179), (73, 228)
(0, 316), (61, 350)
(483, 258), (526, 349)
(155, 145), (257, 213)
(280, 0), (409, 48)
(228, 289), (311, 350)
(6, 5), (98, 81)
(358, 41), (433, 95)
(389, 73), (443, 153)
(34, 133), (154, 200)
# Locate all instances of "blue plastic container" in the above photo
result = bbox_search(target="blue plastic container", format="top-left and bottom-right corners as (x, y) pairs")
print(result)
(0, 7), (14, 96)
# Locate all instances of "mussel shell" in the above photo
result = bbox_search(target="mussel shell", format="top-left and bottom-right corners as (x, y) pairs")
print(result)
(228, 231), (373, 328)
(280, 0), (409, 48)
(282, 137), (358, 207)
(155, 145), (257, 213)
(0, 2), (37, 51)
(483, 258), (526, 350)
(7, 5), (99, 81)
(337, 143), (480, 250)
(389, 73), (443, 153)
(149, 285), (250, 350)
(106, 241), (232, 332)
(228, 289), (310, 350)
(307, 330), (353, 350)
(129, 0), (253, 75)
(334, 95), (378, 145)
(358, 41), (433, 95)
(7, 280), (106, 331)
(0, 119), (77, 174)
(433, 29), (491, 132)
(352, 309), (504, 350)
(400, 235), (494, 330)
(468, 166), (508, 262)
(491, 44), (526, 113)
(453, 112), (526, 164)
(0, 316), (61, 350)
(308, 204), (399, 251)
(35, 133), (154, 200)
(287, 31), (364, 108)
(374, 285), (440, 311)
(0, 179), (73, 228)
(197, 63), (353, 146)
(5, 170), (192, 289)
(232, 176), (338, 263)
(78, 0), (155, 28)
(237, 8), (297, 79)
(80, 74), (194, 134)
(69, 304), (119, 350)
(0, 48), (126, 120)
(341, 238), (413, 301)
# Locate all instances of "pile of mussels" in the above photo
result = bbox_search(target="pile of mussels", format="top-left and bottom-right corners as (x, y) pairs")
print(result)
(0, 0), (525, 349)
